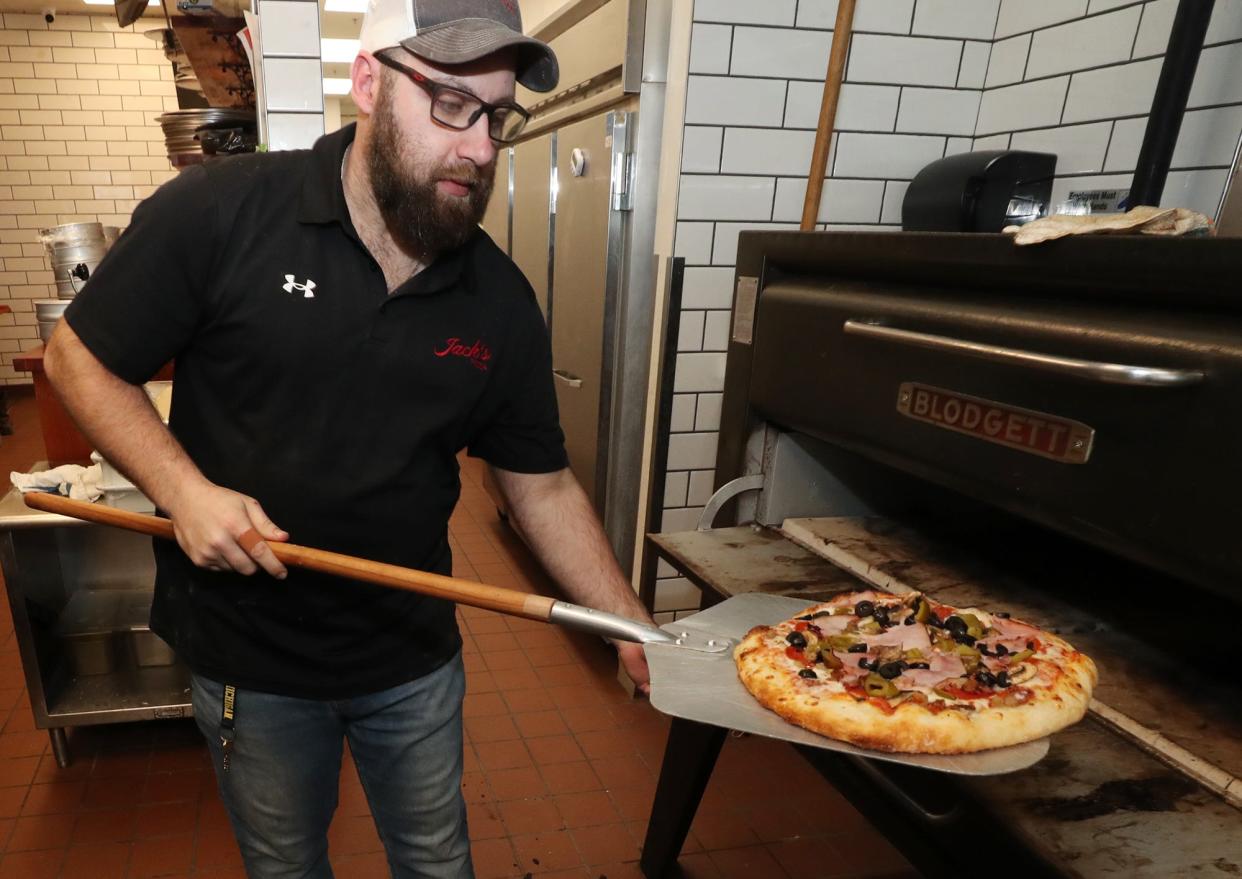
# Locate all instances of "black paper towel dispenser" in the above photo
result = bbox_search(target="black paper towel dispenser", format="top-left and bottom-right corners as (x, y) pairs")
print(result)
(902, 150), (1057, 233)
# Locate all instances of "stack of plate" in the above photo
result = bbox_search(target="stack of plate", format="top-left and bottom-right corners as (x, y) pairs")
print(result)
(156, 108), (256, 169)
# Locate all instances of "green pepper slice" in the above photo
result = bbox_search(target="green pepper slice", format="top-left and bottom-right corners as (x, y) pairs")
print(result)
(863, 673), (899, 699)
(819, 648), (843, 669)
(959, 612), (986, 640)
(824, 634), (859, 652)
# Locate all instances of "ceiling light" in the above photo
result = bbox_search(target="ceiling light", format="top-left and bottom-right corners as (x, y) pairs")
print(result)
(324, 0), (368, 12)
(323, 78), (352, 96)
(320, 38), (360, 63)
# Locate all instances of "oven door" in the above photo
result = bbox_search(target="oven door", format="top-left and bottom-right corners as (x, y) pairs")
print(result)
(747, 280), (1242, 594)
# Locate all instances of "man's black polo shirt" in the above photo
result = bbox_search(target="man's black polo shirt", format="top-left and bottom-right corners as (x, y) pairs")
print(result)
(64, 124), (568, 698)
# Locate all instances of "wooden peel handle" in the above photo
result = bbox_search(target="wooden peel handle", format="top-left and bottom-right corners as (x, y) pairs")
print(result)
(22, 492), (557, 623)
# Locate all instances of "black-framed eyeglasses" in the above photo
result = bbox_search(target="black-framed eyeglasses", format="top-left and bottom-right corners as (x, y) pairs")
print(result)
(376, 53), (530, 144)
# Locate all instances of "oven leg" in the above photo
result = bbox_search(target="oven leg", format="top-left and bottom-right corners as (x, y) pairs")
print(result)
(639, 717), (726, 879)
(49, 727), (70, 768)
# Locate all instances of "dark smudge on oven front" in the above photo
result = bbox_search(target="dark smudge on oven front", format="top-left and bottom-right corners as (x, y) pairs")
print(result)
(1025, 776), (1200, 822)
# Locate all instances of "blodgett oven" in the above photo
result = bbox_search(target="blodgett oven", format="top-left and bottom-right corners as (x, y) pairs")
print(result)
(645, 231), (1242, 877)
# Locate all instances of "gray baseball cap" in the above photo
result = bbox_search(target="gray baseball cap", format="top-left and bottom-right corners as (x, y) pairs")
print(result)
(359, 0), (559, 92)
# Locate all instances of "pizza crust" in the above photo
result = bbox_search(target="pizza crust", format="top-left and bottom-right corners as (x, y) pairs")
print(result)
(733, 598), (1098, 754)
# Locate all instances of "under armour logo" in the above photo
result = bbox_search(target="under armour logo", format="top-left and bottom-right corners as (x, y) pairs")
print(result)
(282, 275), (316, 298)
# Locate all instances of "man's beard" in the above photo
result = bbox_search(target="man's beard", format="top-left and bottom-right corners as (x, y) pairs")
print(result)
(367, 82), (495, 257)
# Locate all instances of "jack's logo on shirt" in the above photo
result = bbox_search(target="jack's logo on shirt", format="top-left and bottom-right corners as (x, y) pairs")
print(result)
(434, 338), (491, 372)
(282, 275), (317, 298)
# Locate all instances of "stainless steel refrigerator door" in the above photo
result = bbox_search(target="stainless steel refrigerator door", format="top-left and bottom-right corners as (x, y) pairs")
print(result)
(510, 132), (556, 321)
(549, 112), (620, 509)
(478, 147), (511, 256)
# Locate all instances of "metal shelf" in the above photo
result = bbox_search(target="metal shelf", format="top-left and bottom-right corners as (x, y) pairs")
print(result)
(46, 664), (192, 726)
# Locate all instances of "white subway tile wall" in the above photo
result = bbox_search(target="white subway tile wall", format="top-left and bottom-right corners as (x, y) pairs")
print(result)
(1133, 0), (1177, 58)
(677, 174), (775, 220)
(1061, 59), (1161, 123)
(1207, 3), (1242, 44)
(895, 86), (982, 135)
(681, 265), (736, 308)
(694, 0), (795, 28)
(658, 0), (1242, 611)
(1009, 121), (1112, 175)
(672, 351), (727, 393)
(720, 128), (816, 175)
(832, 131), (946, 177)
(667, 432), (719, 471)
(983, 33), (1031, 87)
(786, 83), (899, 130)
(685, 76), (787, 127)
(730, 27), (834, 80)
(912, 0), (1001, 41)
(957, 40), (993, 88)
(681, 125), (722, 172)
(796, 0), (915, 34)
(702, 312), (731, 350)
(677, 309), (705, 352)
(687, 469), (715, 506)
(689, 23), (732, 74)
(1025, 6), (1142, 79)
(0, 13), (178, 385)
(693, 392), (723, 431)
(981, 1), (1242, 219)
(1189, 42), (1242, 107)
(976, 76), (1071, 134)
(771, 176), (885, 222)
(994, 0), (1088, 41)
(972, 132), (1011, 150)
(674, 221), (713, 262)
(845, 34), (962, 86)
(663, 470), (689, 508)
(669, 394), (696, 433)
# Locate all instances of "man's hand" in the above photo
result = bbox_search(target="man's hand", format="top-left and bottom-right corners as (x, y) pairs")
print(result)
(616, 641), (651, 695)
(165, 481), (289, 578)
(42, 323), (286, 578)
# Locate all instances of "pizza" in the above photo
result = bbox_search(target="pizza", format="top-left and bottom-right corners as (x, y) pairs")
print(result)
(734, 589), (1097, 753)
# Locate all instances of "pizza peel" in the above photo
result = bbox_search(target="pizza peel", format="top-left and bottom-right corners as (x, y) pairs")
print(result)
(21, 492), (734, 653)
(25, 493), (1049, 775)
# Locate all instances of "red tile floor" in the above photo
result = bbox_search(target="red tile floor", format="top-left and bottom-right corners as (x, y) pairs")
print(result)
(0, 387), (918, 878)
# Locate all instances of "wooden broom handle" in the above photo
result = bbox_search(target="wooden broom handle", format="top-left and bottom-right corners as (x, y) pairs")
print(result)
(22, 492), (557, 623)
(801, 0), (857, 231)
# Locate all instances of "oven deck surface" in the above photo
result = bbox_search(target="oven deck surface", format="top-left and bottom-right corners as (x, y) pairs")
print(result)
(650, 520), (1242, 876)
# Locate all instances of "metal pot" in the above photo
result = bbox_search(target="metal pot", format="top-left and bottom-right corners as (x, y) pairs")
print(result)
(39, 222), (107, 298)
(35, 298), (70, 342)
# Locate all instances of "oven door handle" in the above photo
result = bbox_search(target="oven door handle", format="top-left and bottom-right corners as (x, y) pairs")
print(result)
(843, 320), (1205, 387)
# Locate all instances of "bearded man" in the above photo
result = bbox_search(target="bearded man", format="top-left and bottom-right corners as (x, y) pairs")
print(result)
(41, 0), (653, 875)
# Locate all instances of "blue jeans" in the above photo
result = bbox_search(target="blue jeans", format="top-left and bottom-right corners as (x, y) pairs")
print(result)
(191, 654), (472, 879)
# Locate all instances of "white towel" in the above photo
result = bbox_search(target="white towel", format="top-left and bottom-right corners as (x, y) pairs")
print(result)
(10, 463), (103, 502)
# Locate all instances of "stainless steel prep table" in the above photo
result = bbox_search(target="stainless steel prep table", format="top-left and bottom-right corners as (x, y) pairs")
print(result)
(0, 479), (190, 766)
(640, 523), (1242, 879)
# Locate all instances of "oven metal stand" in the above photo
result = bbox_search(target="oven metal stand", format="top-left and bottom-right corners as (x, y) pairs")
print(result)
(49, 727), (70, 768)
(639, 716), (726, 878)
